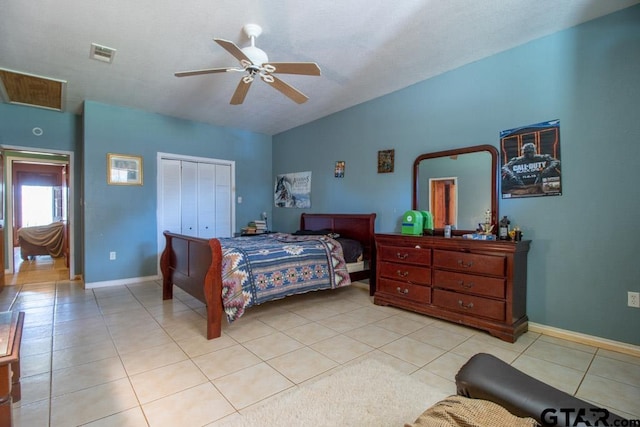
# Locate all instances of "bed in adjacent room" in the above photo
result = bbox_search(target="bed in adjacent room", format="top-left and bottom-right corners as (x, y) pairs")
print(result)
(160, 213), (376, 339)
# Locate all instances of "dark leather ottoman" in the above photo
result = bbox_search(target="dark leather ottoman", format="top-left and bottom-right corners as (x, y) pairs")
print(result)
(455, 353), (629, 427)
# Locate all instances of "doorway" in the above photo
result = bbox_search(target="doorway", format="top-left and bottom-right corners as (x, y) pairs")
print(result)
(429, 177), (458, 228)
(3, 149), (74, 285)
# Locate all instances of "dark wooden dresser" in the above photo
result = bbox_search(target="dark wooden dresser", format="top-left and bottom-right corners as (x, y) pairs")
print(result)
(374, 233), (530, 342)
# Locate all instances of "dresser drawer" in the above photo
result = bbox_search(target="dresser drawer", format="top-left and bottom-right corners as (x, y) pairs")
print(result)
(379, 261), (431, 285)
(433, 270), (505, 299)
(378, 245), (431, 266)
(378, 278), (431, 303)
(432, 289), (505, 321)
(433, 250), (505, 276)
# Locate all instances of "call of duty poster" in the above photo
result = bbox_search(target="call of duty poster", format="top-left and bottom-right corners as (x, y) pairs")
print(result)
(500, 119), (562, 199)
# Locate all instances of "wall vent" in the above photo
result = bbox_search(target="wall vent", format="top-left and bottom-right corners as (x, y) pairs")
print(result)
(90, 43), (117, 63)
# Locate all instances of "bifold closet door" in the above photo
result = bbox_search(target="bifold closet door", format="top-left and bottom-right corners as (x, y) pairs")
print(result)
(214, 164), (231, 237)
(160, 159), (182, 235)
(180, 161), (199, 237)
(160, 158), (232, 239)
(197, 163), (232, 238)
(197, 163), (216, 238)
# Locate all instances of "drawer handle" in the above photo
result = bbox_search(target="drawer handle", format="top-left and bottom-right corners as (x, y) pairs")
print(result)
(396, 287), (409, 295)
(457, 260), (474, 268)
(396, 252), (409, 259)
(396, 270), (409, 278)
(458, 300), (474, 310)
(458, 280), (474, 289)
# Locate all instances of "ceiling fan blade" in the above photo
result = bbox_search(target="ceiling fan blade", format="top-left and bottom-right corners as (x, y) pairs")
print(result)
(230, 77), (253, 105)
(262, 74), (309, 104)
(214, 38), (252, 64)
(174, 68), (231, 77)
(265, 62), (321, 76)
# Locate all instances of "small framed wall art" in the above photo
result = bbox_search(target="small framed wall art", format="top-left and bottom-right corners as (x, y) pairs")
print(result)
(107, 153), (143, 185)
(377, 149), (395, 173)
(334, 161), (345, 178)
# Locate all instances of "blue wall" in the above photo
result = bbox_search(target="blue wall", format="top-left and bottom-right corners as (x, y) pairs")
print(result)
(1, 102), (272, 285)
(0, 103), (82, 271)
(83, 101), (271, 284)
(272, 7), (640, 345)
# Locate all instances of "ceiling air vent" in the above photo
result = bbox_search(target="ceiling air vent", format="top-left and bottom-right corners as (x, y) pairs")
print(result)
(90, 43), (116, 63)
(0, 68), (66, 111)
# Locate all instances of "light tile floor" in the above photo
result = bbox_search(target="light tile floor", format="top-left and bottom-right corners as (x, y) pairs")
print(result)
(1, 279), (639, 426)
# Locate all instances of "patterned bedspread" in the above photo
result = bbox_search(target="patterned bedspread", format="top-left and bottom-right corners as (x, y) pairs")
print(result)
(218, 233), (351, 322)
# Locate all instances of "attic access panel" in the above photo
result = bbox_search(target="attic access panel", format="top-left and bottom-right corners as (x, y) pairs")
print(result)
(0, 68), (66, 111)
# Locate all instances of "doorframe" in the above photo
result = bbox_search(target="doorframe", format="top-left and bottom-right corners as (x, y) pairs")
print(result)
(2, 145), (75, 278)
(428, 176), (458, 228)
(156, 152), (236, 277)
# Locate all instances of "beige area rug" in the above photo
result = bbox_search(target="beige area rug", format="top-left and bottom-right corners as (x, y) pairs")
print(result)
(221, 358), (450, 426)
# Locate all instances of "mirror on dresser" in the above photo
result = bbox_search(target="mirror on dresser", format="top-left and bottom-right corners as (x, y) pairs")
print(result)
(412, 144), (499, 234)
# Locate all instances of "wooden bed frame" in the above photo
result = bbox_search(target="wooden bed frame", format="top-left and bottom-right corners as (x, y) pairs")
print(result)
(160, 213), (376, 339)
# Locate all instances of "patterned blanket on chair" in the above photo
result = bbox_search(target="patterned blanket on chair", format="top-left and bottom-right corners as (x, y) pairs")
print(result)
(218, 233), (351, 323)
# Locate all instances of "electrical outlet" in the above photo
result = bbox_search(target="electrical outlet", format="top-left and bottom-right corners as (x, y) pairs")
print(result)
(628, 291), (640, 308)
(109, 251), (116, 261)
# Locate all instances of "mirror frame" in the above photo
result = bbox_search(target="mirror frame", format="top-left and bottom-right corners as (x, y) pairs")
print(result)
(412, 144), (499, 235)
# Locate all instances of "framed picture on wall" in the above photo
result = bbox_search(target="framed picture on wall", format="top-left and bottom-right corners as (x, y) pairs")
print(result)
(378, 149), (394, 173)
(107, 153), (143, 185)
(334, 161), (345, 178)
(500, 119), (561, 198)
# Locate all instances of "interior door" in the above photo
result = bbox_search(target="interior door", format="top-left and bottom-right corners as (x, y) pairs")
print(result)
(214, 164), (232, 237)
(180, 161), (198, 237)
(61, 164), (69, 267)
(197, 162), (216, 238)
(430, 178), (457, 228)
(160, 159), (181, 234)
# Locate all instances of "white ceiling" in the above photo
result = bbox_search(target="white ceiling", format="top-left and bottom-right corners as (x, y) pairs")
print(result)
(1, 0), (638, 135)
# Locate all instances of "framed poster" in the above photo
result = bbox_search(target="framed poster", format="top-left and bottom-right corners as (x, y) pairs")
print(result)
(334, 161), (345, 178)
(274, 171), (311, 208)
(500, 120), (561, 198)
(107, 153), (143, 185)
(378, 149), (394, 173)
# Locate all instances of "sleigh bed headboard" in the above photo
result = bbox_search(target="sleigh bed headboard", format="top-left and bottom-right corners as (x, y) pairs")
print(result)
(300, 213), (377, 294)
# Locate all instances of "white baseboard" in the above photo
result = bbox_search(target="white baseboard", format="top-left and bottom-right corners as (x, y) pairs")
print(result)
(529, 322), (640, 358)
(84, 275), (160, 289)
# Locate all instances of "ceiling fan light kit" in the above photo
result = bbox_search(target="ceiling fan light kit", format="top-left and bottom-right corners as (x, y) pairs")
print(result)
(175, 23), (321, 105)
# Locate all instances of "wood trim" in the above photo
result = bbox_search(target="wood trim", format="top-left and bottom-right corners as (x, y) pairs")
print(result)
(529, 322), (640, 358)
(412, 144), (498, 234)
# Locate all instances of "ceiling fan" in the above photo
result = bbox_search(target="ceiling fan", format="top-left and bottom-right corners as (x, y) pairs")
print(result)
(175, 24), (321, 105)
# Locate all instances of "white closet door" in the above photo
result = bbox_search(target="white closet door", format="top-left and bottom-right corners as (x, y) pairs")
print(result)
(197, 162), (216, 238)
(215, 164), (232, 237)
(160, 159), (182, 234)
(180, 161), (198, 237)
